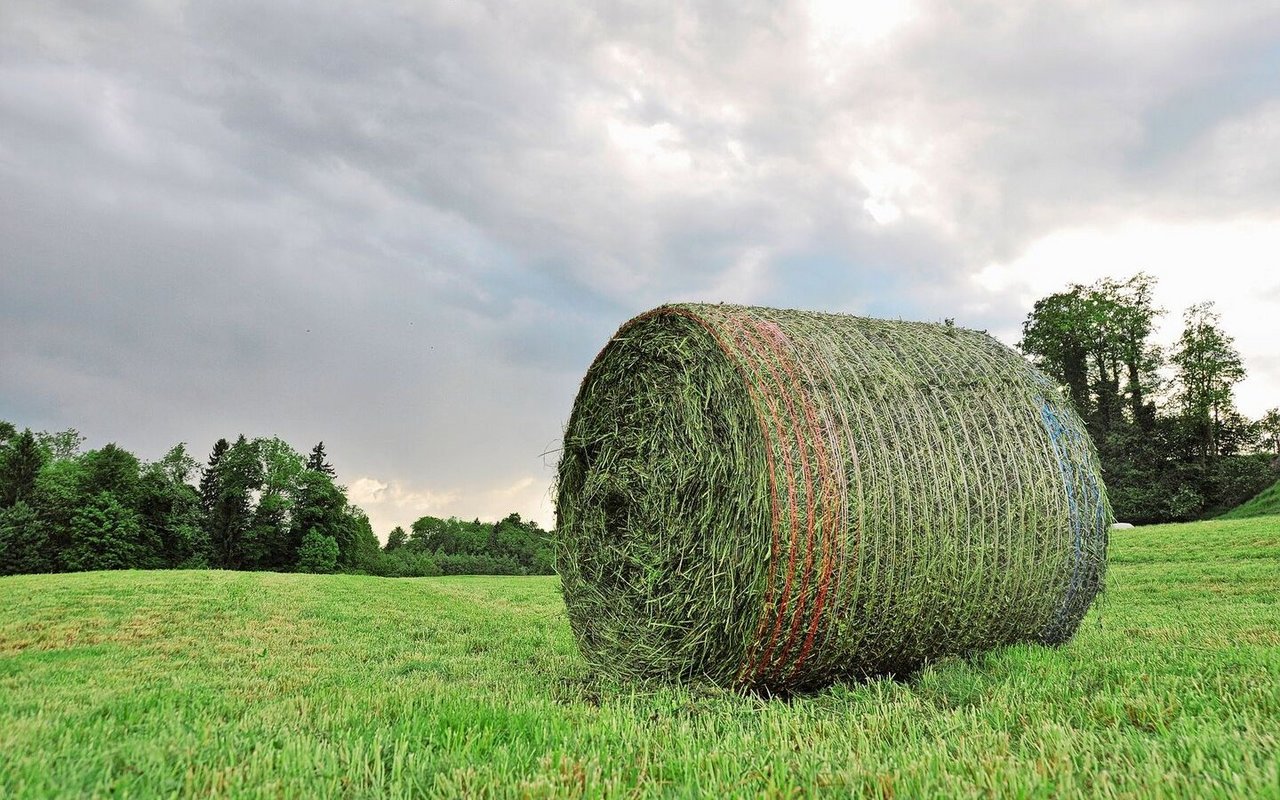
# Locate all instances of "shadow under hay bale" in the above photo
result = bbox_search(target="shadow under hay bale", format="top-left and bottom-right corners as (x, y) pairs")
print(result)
(555, 303), (1110, 692)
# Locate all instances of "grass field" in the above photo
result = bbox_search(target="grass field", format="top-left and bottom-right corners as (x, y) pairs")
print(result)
(2, 518), (1278, 798)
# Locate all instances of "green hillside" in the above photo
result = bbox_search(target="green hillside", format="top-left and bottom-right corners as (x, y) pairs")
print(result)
(2, 517), (1279, 798)
(1221, 477), (1280, 520)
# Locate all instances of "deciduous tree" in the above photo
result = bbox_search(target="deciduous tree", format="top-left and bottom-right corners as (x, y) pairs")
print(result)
(1261, 408), (1280, 456)
(64, 491), (144, 572)
(1172, 302), (1246, 461)
(296, 529), (338, 573)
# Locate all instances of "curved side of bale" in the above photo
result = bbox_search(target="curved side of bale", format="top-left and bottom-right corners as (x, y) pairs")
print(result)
(556, 303), (1110, 691)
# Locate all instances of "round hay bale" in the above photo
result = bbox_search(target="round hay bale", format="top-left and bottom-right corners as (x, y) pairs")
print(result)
(555, 303), (1110, 691)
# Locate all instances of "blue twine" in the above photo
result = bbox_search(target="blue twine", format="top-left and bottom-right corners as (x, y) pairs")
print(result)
(1037, 393), (1103, 636)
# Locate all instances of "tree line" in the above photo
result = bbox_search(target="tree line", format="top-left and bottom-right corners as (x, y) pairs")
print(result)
(381, 513), (554, 577)
(1019, 273), (1279, 523)
(0, 426), (553, 577)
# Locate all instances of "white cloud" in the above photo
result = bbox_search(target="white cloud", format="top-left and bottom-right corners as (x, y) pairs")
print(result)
(348, 474), (554, 541)
(808, 0), (918, 77)
(606, 118), (693, 174)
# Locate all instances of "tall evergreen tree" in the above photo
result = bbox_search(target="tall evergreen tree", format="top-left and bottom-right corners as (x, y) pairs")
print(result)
(199, 438), (229, 520)
(306, 442), (335, 478)
(385, 526), (408, 551)
(290, 470), (348, 568)
(0, 501), (49, 575)
(207, 436), (261, 569)
(0, 429), (45, 507)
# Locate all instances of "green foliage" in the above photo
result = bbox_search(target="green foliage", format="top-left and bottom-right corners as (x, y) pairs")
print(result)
(137, 451), (205, 568)
(1172, 302), (1247, 461)
(1258, 407), (1280, 455)
(0, 420), (539, 579)
(405, 513), (554, 575)
(342, 508), (383, 574)
(384, 525), (408, 551)
(0, 501), (49, 575)
(0, 429), (46, 507)
(245, 438), (306, 570)
(1202, 454), (1278, 518)
(1095, 417), (1277, 524)
(0, 421), (15, 447)
(2, 517), (1278, 797)
(78, 444), (142, 504)
(295, 529), (338, 574)
(198, 438), (229, 520)
(290, 470), (349, 566)
(306, 441), (335, 478)
(372, 547), (442, 577)
(1019, 273), (1162, 435)
(64, 491), (146, 572)
(207, 436), (261, 569)
(1221, 476), (1280, 519)
(1021, 276), (1273, 523)
(243, 490), (290, 570)
(31, 458), (85, 561)
(35, 428), (85, 461)
(1019, 287), (1093, 412)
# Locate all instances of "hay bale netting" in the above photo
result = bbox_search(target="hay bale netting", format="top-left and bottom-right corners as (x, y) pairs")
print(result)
(555, 303), (1110, 692)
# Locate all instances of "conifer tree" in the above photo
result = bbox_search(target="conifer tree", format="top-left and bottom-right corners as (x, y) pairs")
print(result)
(0, 501), (48, 575)
(0, 429), (46, 507)
(385, 526), (408, 551)
(199, 439), (229, 520)
(207, 436), (261, 569)
(306, 442), (335, 478)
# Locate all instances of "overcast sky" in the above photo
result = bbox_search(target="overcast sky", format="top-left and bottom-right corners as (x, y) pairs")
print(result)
(3, 0), (1279, 535)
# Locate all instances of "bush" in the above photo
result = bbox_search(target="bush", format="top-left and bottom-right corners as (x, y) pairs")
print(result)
(296, 529), (338, 574)
(1205, 454), (1279, 517)
(373, 548), (442, 578)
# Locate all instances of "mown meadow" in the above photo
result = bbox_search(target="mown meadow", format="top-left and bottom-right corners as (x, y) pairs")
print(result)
(2, 516), (1278, 798)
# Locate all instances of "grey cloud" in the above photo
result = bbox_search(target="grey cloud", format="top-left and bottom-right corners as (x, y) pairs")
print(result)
(3, 0), (1279, 533)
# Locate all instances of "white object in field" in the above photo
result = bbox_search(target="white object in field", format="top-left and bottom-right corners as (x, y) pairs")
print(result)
(1110, 522), (1135, 530)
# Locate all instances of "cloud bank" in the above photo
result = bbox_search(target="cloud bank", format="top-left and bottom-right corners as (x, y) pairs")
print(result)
(3, 0), (1278, 535)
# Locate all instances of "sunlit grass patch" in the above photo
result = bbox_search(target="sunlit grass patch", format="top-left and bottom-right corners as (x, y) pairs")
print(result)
(2, 516), (1279, 798)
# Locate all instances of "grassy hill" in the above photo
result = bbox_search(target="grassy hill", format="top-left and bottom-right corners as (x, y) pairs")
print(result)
(2, 518), (1278, 799)
(1221, 477), (1280, 520)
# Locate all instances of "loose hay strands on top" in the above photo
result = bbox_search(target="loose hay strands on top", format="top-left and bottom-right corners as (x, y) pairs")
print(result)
(555, 304), (1111, 692)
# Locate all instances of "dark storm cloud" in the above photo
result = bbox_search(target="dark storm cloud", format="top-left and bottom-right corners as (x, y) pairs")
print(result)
(3, 0), (1279, 530)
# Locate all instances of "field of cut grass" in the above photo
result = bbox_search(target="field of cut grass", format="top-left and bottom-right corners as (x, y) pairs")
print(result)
(2, 516), (1278, 798)
(1222, 477), (1280, 520)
